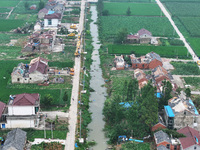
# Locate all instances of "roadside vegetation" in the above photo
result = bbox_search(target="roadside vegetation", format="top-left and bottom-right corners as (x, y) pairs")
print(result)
(171, 61), (200, 75)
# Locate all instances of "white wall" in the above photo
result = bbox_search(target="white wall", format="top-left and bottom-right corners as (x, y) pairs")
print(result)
(44, 19), (59, 27)
(6, 119), (35, 128)
(8, 106), (35, 115)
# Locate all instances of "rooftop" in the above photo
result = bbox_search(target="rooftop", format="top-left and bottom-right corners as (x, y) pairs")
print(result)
(164, 105), (175, 118)
(178, 126), (200, 149)
(168, 97), (199, 116)
(154, 130), (171, 144)
(0, 101), (6, 118)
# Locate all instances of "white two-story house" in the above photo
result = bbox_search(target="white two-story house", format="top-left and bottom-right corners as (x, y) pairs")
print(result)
(44, 12), (61, 29)
(4, 93), (40, 128)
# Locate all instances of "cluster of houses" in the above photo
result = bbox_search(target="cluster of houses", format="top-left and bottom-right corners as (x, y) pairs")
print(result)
(114, 52), (177, 93)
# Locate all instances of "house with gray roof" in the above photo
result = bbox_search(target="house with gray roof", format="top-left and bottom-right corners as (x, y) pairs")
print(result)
(2, 128), (27, 150)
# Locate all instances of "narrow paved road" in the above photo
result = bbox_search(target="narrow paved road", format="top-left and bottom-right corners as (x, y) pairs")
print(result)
(156, 0), (199, 63)
(65, 0), (85, 149)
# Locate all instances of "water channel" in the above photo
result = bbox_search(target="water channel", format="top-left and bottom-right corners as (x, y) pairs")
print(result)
(88, 6), (108, 150)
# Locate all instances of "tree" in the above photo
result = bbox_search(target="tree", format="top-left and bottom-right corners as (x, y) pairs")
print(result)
(185, 88), (191, 98)
(63, 91), (70, 106)
(159, 80), (172, 110)
(24, 2), (29, 10)
(41, 94), (53, 107)
(114, 28), (128, 44)
(38, 0), (45, 11)
(122, 80), (128, 101)
(102, 10), (109, 16)
(97, 0), (103, 16)
(126, 7), (131, 16)
(140, 83), (158, 129)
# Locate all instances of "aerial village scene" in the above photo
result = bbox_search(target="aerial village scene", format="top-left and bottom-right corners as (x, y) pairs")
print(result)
(0, 0), (200, 150)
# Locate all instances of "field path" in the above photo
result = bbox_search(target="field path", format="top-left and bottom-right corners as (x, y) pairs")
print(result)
(156, 0), (199, 65)
(6, 0), (22, 19)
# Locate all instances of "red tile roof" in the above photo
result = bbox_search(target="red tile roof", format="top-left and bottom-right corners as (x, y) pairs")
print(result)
(44, 13), (61, 19)
(138, 28), (152, 36)
(12, 93), (39, 106)
(0, 101), (6, 118)
(177, 126), (200, 149)
(29, 57), (48, 74)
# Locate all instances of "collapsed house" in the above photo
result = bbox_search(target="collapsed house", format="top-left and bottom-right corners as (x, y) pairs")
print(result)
(134, 69), (148, 89)
(130, 52), (163, 69)
(127, 28), (158, 44)
(114, 55), (125, 70)
(23, 30), (56, 52)
(164, 97), (200, 131)
(11, 57), (49, 84)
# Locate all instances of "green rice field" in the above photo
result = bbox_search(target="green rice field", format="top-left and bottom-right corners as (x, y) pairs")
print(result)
(103, 2), (163, 16)
(108, 44), (190, 59)
(0, 19), (25, 31)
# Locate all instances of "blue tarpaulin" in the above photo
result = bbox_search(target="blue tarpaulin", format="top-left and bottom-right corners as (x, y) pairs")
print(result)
(155, 92), (162, 98)
(164, 105), (175, 117)
(129, 139), (144, 143)
(48, 10), (55, 14)
(75, 143), (78, 147)
(119, 102), (133, 108)
(189, 99), (199, 115)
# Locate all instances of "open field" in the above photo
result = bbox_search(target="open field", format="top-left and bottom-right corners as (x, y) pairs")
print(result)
(0, 46), (21, 59)
(187, 38), (200, 56)
(108, 44), (190, 59)
(104, 0), (154, 2)
(171, 61), (200, 75)
(100, 16), (177, 41)
(13, 1), (39, 14)
(0, 1), (19, 7)
(177, 17), (200, 37)
(183, 77), (200, 90)
(103, 2), (163, 16)
(0, 8), (11, 13)
(164, 2), (200, 17)
(0, 19), (25, 31)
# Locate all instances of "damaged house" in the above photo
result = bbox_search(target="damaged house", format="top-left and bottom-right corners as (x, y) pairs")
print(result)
(130, 52), (163, 69)
(114, 55), (125, 70)
(134, 69), (148, 89)
(164, 97), (200, 131)
(23, 30), (55, 52)
(11, 57), (49, 84)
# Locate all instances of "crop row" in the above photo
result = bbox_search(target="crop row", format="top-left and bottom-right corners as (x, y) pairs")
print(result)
(103, 2), (163, 16)
(108, 44), (190, 59)
(0, 19), (25, 32)
(99, 16), (177, 41)
(164, 2), (200, 17)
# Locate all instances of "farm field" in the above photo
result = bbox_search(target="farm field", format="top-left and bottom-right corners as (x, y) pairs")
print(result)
(100, 16), (177, 41)
(0, 20), (25, 32)
(177, 17), (200, 37)
(0, 1), (19, 7)
(0, 8), (11, 13)
(183, 77), (200, 90)
(164, 2), (200, 17)
(170, 61), (200, 75)
(103, 2), (163, 16)
(12, 1), (39, 14)
(187, 38), (200, 56)
(104, 0), (154, 2)
(108, 44), (190, 59)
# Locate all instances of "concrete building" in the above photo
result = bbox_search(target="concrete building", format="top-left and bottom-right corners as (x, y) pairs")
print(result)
(44, 12), (62, 28)
(114, 55), (125, 70)
(5, 93), (40, 128)
(11, 57), (49, 84)
(130, 52), (163, 69)
(2, 128), (27, 150)
(164, 97), (200, 131)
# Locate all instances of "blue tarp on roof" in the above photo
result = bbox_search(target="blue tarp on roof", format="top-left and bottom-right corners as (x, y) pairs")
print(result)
(155, 92), (161, 98)
(48, 10), (55, 14)
(189, 99), (199, 115)
(129, 139), (143, 143)
(119, 102), (133, 108)
(164, 105), (175, 117)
